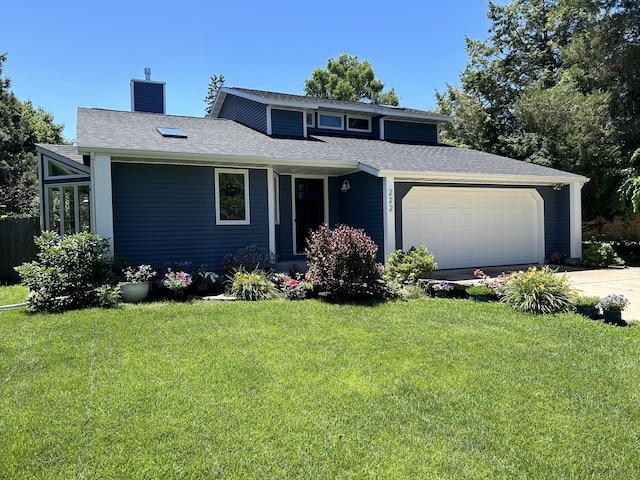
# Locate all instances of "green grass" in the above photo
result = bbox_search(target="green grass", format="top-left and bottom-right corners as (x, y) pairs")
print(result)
(1, 296), (639, 479)
(0, 284), (28, 305)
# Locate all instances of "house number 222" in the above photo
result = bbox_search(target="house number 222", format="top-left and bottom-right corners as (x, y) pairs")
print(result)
(388, 189), (394, 212)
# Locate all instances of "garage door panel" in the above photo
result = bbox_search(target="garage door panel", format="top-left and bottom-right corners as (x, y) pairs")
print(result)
(402, 187), (543, 269)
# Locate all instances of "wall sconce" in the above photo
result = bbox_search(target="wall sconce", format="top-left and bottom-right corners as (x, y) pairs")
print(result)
(553, 184), (563, 191)
(341, 180), (351, 193)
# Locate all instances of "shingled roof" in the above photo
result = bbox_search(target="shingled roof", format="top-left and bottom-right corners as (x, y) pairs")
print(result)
(73, 108), (587, 185)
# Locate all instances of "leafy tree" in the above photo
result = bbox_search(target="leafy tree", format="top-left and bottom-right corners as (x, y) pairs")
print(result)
(0, 53), (69, 218)
(436, 0), (640, 219)
(204, 74), (225, 117)
(304, 54), (399, 105)
(618, 148), (640, 216)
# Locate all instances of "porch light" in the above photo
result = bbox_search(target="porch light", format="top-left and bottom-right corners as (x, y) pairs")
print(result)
(553, 184), (563, 191)
(341, 180), (351, 193)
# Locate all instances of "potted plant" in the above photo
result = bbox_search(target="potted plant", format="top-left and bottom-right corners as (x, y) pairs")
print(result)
(162, 269), (193, 299)
(466, 285), (495, 302)
(573, 295), (601, 320)
(597, 294), (629, 325)
(120, 264), (156, 303)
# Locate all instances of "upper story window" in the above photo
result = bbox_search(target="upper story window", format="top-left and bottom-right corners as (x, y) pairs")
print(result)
(306, 112), (315, 128)
(215, 168), (250, 225)
(318, 114), (344, 130)
(347, 115), (372, 133)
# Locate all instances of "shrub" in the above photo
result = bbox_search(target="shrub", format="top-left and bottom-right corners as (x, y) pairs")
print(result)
(280, 276), (313, 300)
(385, 245), (437, 285)
(500, 266), (574, 315)
(15, 231), (116, 312)
(305, 224), (385, 300)
(229, 269), (279, 301)
(581, 242), (625, 268)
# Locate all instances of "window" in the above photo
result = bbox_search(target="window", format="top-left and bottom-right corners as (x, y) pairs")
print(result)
(215, 169), (250, 225)
(347, 115), (371, 132)
(318, 114), (343, 130)
(45, 183), (91, 235)
(43, 156), (88, 180)
(306, 112), (315, 128)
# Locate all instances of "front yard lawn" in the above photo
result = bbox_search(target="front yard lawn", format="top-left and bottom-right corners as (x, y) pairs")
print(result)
(1, 295), (639, 478)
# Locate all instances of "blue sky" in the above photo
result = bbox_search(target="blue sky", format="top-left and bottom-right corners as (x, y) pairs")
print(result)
(2, 0), (503, 141)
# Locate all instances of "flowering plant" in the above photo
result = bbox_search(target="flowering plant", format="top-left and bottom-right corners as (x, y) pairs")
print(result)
(473, 269), (508, 295)
(122, 264), (156, 283)
(433, 281), (453, 292)
(597, 294), (629, 312)
(192, 265), (219, 287)
(162, 269), (192, 292)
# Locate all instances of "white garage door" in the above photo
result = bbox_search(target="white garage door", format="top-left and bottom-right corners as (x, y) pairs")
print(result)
(402, 187), (544, 269)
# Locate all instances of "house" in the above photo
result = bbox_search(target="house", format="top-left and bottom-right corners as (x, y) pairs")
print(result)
(35, 74), (589, 272)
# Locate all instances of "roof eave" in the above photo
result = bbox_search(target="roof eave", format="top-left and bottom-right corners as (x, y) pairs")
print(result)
(360, 164), (590, 186)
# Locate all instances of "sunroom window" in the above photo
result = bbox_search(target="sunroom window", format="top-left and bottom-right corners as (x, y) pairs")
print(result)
(347, 115), (371, 132)
(215, 168), (250, 225)
(45, 184), (91, 235)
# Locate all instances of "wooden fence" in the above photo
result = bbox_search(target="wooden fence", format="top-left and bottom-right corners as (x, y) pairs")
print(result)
(0, 217), (41, 284)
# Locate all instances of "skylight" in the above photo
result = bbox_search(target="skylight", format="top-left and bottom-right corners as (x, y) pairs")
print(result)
(156, 127), (187, 138)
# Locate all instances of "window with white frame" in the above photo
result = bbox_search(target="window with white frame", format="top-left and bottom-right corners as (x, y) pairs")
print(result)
(215, 168), (250, 225)
(306, 112), (315, 128)
(347, 115), (372, 132)
(45, 183), (91, 235)
(318, 113), (344, 130)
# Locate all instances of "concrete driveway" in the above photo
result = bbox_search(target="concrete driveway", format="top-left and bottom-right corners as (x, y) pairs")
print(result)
(432, 265), (640, 322)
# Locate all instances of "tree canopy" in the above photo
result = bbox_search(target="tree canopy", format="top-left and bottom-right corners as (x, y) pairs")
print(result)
(304, 54), (399, 106)
(0, 53), (69, 218)
(436, 0), (640, 219)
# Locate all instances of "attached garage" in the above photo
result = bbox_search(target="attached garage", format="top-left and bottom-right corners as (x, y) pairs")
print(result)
(402, 187), (544, 269)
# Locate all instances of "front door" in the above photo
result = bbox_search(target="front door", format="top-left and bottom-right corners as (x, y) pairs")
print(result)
(294, 178), (324, 254)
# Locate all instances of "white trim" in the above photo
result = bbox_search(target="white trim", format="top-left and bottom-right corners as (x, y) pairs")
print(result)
(379, 117), (385, 140)
(318, 113), (344, 130)
(266, 167), (276, 261)
(37, 152), (45, 231)
(215, 168), (251, 225)
(91, 154), (114, 254)
(291, 175), (329, 255)
(357, 164), (589, 187)
(266, 105), (272, 135)
(382, 176), (396, 261)
(346, 115), (372, 133)
(43, 182), (91, 235)
(569, 182), (583, 260)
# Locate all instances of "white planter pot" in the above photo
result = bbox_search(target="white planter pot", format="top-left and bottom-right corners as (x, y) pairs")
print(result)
(120, 282), (150, 303)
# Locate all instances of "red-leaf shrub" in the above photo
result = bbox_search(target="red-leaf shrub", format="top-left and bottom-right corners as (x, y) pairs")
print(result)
(305, 224), (385, 300)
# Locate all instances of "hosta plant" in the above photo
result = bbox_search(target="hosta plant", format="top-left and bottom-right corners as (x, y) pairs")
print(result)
(500, 266), (574, 314)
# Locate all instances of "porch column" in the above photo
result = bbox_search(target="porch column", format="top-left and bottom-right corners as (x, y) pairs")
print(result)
(266, 167), (276, 261)
(569, 182), (583, 260)
(90, 154), (114, 255)
(382, 176), (396, 261)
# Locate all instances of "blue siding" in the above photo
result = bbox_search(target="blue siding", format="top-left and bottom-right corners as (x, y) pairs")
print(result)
(384, 120), (437, 143)
(218, 95), (268, 133)
(394, 183), (569, 260)
(338, 172), (384, 262)
(111, 163), (269, 273)
(271, 109), (304, 137)
(132, 81), (165, 114)
(539, 186), (570, 258)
